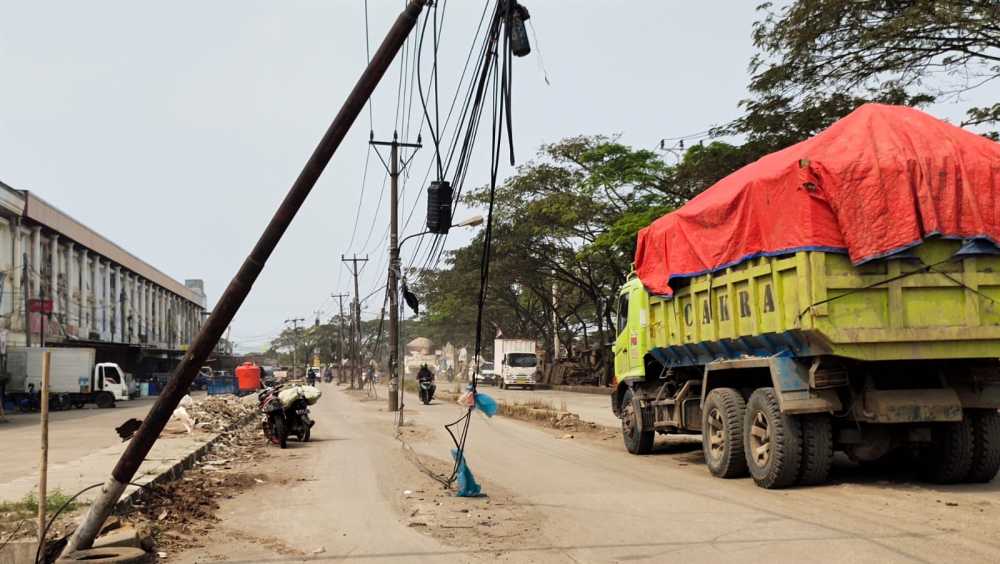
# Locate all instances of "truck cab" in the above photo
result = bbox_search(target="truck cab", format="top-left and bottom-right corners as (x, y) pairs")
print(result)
(499, 353), (538, 389)
(93, 363), (131, 402)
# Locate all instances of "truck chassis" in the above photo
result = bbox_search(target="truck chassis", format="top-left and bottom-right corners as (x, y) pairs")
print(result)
(613, 354), (1000, 488)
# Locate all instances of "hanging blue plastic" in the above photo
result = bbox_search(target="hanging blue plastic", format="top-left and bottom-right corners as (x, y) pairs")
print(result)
(451, 449), (482, 497)
(474, 392), (498, 417)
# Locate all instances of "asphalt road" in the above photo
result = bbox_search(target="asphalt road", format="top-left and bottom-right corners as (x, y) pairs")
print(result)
(0, 391), (213, 485)
(176, 385), (1000, 563)
(0, 395), (165, 484)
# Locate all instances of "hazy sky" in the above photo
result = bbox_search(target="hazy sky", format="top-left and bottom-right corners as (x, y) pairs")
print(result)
(0, 2), (988, 351)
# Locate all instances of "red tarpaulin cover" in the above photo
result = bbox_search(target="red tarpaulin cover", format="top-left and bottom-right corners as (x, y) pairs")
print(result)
(635, 104), (1000, 296)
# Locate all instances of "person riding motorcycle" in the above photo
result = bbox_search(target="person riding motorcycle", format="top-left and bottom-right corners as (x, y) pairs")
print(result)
(417, 364), (434, 383)
(417, 364), (436, 404)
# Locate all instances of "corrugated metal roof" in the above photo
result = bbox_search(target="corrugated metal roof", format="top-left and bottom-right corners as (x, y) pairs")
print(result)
(22, 191), (202, 305)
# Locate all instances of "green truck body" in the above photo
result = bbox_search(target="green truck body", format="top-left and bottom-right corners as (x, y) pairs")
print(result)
(612, 239), (1000, 488)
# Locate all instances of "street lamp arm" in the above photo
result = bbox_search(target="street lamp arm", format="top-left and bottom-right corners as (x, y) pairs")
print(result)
(398, 230), (431, 251)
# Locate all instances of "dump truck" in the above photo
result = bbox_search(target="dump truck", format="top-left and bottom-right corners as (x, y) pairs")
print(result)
(6, 347), (132, 409)
(611, 104), (1000, 488)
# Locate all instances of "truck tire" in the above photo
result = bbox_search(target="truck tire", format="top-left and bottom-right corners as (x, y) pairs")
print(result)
(621, 388), (654, 455)
(965, 409), (1000, 483)
(920, 420), (973, 484)
(702, 388), (748, 478)
(95, 392), (115, 409)
(798, 414), (834, 485)
(744, 387), (802, 489)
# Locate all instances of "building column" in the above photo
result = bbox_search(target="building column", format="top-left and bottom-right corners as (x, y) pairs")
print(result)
(30, 226), (41, 300)
(81, 250), (91, 337)
(66, 243), (77, 332)
(12, 227), (23, 335)
(102, 262), (110, 339)
(149, 287), (156, 344)
(49, 235), (59, 316)
(156, 290), (163, 345)
(127, 273), (135, 343)
(112, 266), (121, 341)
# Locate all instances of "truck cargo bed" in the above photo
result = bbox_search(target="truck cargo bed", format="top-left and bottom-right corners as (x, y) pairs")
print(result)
(635, 239), (1000, 365)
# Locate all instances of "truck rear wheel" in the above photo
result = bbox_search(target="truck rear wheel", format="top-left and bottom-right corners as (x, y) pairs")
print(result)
(744, 387), (802, 489)
(920, 420), (973, 484)
(798, 414), (834, 485)
(702, 388), (748, 478)
(621, 388), (653, 455)
(965, 410), (1000, 483)
(95, 392), (115, 409)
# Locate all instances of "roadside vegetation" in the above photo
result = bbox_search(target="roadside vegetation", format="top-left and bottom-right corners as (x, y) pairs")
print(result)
(266, 1), (999, 376)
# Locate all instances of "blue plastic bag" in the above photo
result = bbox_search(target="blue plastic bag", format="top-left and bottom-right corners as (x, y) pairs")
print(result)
(451, 449), (482, 497)
(474, 392), (498, 417)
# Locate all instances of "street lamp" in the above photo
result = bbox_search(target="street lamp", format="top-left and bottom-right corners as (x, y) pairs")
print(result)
(389, 214), (484, 419)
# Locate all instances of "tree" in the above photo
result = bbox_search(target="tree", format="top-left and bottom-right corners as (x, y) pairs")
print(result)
(741, 0), (999, 137)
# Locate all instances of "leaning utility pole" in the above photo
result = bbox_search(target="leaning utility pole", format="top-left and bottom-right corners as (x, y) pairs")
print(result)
(331, 293), (349, 384)
(284, 317), (305, 377)
(371, 132), (420, 413)
(341, 255), (368, 389)
(65, 1), (428, 554)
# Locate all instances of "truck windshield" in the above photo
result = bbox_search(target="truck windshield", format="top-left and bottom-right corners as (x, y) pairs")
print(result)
(507, 354), (536, 368)
(103, 367), (120, 385)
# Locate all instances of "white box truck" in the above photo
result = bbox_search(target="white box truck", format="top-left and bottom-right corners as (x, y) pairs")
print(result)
(494, 339), (539, 390)
(5, 347), (131, 409)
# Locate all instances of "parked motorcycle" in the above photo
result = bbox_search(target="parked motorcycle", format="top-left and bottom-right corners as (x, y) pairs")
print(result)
(258, 385), (315, 448)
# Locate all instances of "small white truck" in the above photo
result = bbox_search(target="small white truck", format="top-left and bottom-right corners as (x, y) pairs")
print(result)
(6, 347), (132, 409)
(494, 339), (539, 390)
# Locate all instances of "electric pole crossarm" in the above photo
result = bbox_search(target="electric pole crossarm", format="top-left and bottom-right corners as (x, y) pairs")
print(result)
(65, 0), (428, 553)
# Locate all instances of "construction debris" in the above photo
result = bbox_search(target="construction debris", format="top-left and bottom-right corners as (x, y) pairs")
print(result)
(186, 394), (257, 433)
(124, 422), (268, 554)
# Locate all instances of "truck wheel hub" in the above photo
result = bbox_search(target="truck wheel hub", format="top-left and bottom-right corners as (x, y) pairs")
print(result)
(749, 411), (771, 467)
(707, 408), (725, 461)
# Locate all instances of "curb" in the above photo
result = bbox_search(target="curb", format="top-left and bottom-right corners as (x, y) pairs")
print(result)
(114, 412), (258, 512)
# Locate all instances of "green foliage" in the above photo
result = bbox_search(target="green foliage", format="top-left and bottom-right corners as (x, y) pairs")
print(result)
(741, 0), (999, 136)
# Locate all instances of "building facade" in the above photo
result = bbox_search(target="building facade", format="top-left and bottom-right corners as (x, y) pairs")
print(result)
(0, 181), (206, 363)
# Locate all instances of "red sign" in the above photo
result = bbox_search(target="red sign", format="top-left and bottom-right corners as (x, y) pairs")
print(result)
(28, 299), (53, 314)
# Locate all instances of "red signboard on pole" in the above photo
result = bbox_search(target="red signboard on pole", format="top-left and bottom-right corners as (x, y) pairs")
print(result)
(28, 299), (53, 314)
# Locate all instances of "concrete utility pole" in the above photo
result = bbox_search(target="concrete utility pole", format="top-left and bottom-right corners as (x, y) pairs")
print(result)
(284, 318), (305, 378)
(371, 133), (421, 413)
(341, 255), (368, 389)
(331, 293), (349, 384)
(64, 0), (429, 552)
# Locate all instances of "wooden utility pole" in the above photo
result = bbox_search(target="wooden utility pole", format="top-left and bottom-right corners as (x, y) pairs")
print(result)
(371, 133), (420, 414)
(65, 1), (429, 552)
(331, 293), (349, 384)
(341, 255), (368, 389)
(38, 351), (51, 546)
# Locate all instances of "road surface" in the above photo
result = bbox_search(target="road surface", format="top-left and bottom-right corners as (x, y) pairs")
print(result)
(0, 396), (166, 484)
(175, 385), (1000, 563)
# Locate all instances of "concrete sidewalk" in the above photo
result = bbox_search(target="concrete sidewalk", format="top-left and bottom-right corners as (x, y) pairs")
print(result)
(0, 426), (217, 506)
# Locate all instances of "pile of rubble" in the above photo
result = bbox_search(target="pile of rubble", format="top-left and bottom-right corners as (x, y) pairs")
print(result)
(187, 395), (256, 433)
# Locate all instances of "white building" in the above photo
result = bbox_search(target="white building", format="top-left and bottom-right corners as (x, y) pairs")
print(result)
(0, 180), (206, 354)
